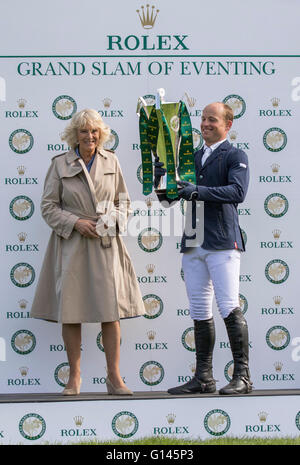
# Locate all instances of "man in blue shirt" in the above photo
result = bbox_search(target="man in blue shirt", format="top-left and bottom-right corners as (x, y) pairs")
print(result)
(155, 102), (252, 395)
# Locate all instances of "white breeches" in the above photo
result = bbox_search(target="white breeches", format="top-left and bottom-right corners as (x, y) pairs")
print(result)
(182, 247), (241, 320)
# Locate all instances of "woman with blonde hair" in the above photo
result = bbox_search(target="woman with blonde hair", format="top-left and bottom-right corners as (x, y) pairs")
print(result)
(31, 109), (144, 395)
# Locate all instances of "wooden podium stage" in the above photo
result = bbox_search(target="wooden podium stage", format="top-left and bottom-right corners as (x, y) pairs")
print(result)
(0, 389), (300, 444)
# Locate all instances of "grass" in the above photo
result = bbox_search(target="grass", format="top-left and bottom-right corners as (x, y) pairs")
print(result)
(4, 435), (300, 446)
(73, 435), (300, 445)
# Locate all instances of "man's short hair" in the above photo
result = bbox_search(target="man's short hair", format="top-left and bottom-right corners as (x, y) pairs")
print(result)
(222, 103), (234, 122)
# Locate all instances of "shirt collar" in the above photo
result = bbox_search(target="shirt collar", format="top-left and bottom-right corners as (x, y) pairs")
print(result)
(75, 146), (96, 172)
(203, 138), (227, 153)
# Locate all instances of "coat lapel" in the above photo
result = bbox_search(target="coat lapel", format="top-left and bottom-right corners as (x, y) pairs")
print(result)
(89, 149), (108, 186)
(199, 140), (230, 171)
(194, 147), (204, 178)
(89, 149), (116, 214)
(64, 149), (99, 211)
(64, 149), (83, 177)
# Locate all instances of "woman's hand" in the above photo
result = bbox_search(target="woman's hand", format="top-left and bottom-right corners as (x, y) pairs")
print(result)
(74, 219), (98, 238)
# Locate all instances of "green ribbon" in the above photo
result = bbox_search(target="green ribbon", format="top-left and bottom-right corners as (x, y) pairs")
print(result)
(139, 107), (153, 196)
(178, 101), (196, 185)
(138, 100), (196, 198)
(159, 107), (178, 199)
(147, 106), (159, 159)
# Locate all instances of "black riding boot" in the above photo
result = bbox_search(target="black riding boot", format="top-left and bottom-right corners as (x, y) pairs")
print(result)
(168, 318), (216, 395)
(219, 307), (252, 395)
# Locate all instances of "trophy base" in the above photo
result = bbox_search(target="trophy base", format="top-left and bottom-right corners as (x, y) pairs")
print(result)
(154, 187), (166, 195)
(154, 184), (182, 199)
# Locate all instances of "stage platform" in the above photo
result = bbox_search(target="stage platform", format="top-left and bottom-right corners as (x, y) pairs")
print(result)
(0, 389), (300, 444)
(1, 388), (300, 403)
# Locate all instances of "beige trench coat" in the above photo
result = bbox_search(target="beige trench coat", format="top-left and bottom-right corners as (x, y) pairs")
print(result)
(30, 148), (145, 323)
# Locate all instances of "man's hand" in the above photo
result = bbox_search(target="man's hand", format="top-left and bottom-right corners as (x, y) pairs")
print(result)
(154, 157), (166, 188)
(177, 181), (198, 200)
(74, 219), (98, 238)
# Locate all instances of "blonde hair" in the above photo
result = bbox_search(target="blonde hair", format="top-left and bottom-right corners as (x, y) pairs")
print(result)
(61, 108), (111, 149)
(222, 103), (234, 123)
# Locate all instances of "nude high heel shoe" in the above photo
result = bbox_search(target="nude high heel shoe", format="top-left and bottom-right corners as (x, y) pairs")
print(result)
(106, 377), (133, 395)
(62, 378), (82, 396)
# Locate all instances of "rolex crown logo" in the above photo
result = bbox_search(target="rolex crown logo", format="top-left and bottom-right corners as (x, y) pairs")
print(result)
(18, 299), (28, 309)
(18, 232), (27, 242)
(189, 362), (196, 373)
(273, 296), (282, 305)
(17, 98), (26, 109)
(147, 330), (156, 341)
(137, 4), (159, 29)
(146, 264), (155, 274)
(166, 413), (176, 424)
(258, 411), (268, 423)
(19, 367), (29, 377)
(272, 229), (281, 239)
(271, 163), (280, 173)
(146, 196), (153, 208)
(271, 97), (280, 107)
(184, 92), (196, 108)
(73, 416), (84, 426)
(103, 97), (112, 108)
(229, 130), (238, 141)
(274, 361), (283, 372)
(17, 165), (26, 176)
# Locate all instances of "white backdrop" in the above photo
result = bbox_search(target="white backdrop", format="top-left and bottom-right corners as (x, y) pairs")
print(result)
(0, 0), (300, 397)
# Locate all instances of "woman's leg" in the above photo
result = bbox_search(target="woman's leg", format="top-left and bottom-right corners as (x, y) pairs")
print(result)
(101, 320), (125, 388)
(62, 323), (81, 389)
